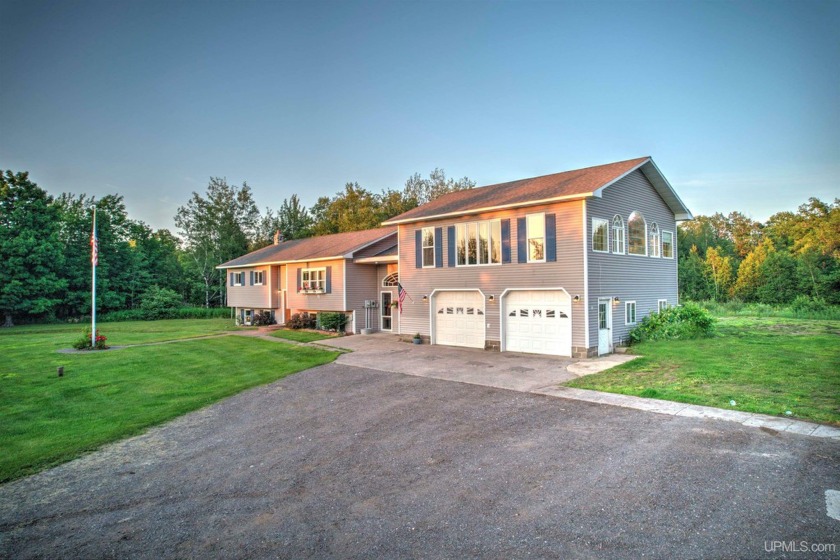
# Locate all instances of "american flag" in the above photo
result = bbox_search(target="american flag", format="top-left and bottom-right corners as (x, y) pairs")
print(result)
(397, 283), (408, 313)
(91, 221), (99, 266)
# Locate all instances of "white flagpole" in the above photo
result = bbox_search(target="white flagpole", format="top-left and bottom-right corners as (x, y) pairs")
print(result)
(91, 207), (97, 348)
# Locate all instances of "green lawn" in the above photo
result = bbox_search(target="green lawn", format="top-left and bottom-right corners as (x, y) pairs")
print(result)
(0, 319), (338, 482)
(566, 316), (840, 425)
(270, 329), (336, 343)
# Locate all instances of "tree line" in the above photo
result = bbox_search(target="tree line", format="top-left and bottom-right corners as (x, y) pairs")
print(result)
(0, 168), (473, 326)
(677, 199), (839, 305)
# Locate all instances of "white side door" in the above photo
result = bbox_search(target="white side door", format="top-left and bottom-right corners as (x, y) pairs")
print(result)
(598, 297), (612, 355)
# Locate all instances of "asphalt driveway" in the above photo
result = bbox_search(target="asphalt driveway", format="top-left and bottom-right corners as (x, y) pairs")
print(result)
(1, 363), (838, 559)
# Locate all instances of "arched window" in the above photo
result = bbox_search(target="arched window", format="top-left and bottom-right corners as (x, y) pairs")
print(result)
(649, 223), (660, 258)
(628, 211), (647, 256)
(612, 215), (625, 254)
(382, 272), (399, 287)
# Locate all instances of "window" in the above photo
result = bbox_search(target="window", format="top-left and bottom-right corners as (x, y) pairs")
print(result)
(422, 227), (434, 268)
(592, 218), (609, 253)
(382, 272), (399, 287)
(301, 268), (326, 292)
(456, 219), (502, 266)
(254, 271), (265, 285)
(625, 301), (637, 325)
(527, 213), (545, 262)
(628, 211), (647, 256)
(662, 231), (674, 259)
(649, 223), (660, 258)
(612, 215), (625, 254)
(233, 272), (245, 286)
(658, 299), (668, 312)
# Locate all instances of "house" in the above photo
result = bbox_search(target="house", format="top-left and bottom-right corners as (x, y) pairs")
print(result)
(221, 156), (691, 357)
(217, 227), (398, 332)
(381, 156), (691, 357)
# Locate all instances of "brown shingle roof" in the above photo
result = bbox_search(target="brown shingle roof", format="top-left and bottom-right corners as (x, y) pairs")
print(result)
(218, 227), (396, 269)
(382, 157), (652, 225)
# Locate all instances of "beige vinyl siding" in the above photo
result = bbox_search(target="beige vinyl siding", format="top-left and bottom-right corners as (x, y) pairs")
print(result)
(286, 259), (346, 312)
(226, 266), (272, 309)
(397, 200), (586, 348)
(586, 170), (679, 347)
(344, 260), (379, 333)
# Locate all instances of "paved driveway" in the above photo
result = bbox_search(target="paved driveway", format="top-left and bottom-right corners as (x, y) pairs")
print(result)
(1, 363), (838, 559)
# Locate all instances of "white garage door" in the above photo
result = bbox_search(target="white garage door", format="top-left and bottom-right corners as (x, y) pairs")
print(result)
(434, 291), (485, 349)
(504, 290), (572, 356)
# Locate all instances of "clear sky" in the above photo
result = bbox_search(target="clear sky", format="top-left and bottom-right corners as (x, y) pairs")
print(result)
(1, 0), (838, 231)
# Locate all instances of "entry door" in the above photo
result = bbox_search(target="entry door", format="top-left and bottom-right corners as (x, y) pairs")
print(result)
(598, 298), (612, 355)
(381, 292), (392, 331)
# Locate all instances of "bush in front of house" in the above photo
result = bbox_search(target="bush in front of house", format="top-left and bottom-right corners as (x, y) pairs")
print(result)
(140, 285), (184, 320)
(629, 302), (716, 344)
(288, 312), (316, 329)
(318, 312), (348, 332)
(252, 311), (275, 326)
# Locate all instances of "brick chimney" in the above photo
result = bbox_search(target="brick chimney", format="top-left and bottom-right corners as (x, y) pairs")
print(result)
(273, 230), (284, 245)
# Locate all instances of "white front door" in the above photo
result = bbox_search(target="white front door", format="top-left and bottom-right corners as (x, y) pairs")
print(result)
(434, 291), (485, 349)
(598, 298), (612, 355)
(504, 290), (572, 356)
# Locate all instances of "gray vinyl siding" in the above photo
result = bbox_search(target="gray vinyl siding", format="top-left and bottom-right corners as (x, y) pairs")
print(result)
(586, 169), (679, 347)
(397, 200), (586, 348)
(226, 266), (272, 309)
(344, 261), (379, 333)
(286, 259), (346, 312)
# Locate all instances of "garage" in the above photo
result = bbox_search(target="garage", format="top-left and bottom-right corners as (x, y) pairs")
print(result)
(433, 290), (485, 349)
(503, 290), (572, 356)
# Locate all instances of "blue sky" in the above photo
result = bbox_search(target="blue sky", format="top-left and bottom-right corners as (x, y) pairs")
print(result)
(1, 0), (838, 231)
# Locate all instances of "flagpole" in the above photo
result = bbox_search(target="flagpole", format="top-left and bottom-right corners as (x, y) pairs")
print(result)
(91, 207), (97, 348)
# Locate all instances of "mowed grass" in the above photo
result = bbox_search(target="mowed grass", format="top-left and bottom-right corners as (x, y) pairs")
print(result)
(270, 329), (336, 343)
(0, 319), (338, 482)
(566, 317), (840, 425)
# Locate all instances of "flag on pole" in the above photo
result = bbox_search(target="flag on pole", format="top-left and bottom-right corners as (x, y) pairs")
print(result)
(397, 283), (410, 313)
(91, 219), (99, 266)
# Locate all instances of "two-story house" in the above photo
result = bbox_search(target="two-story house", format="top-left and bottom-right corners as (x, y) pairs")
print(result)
(221, 156), (691, 357)
(381, 156), (691, 357)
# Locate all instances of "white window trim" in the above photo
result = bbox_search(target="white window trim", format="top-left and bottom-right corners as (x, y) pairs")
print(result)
(592, 217), (609, 253)
(649, 223), (661, 259)
(421, 227), (435, 268)
(526, 212), (546, 263)
(233, 272), (244, 286)
(300, 267), (327, 293)
(625, 301), (637, 325)
(455, 219), (503, 268)
(628, 212), (647, 257)
(612, 215), (626, 255)
(662, 230), (675, 259)
(658, 299), (668, 312)
(254, 271), (265, 286)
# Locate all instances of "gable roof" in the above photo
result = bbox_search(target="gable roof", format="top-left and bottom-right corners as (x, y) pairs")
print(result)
(217, 227), (397, 269)
(382, 157), (692, 225)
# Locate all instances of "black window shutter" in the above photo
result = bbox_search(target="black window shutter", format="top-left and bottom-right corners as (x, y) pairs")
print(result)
(546, 213), (557, 262)
(447, 226), (456, 267)
(230, 272), (234, 286)
(501, 219), (511, 263)
(250, 271), (254, 285)
(325, 266), (332, 293)
(517, 217), (527, 263)
(297, 268), (302, 292)
(434, 227), (443, 268)
(415, 229), (422, 269)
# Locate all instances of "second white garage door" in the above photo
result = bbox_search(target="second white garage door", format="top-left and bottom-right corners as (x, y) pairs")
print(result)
(434, 291), (485, 349)
(504, 290), (572, 356)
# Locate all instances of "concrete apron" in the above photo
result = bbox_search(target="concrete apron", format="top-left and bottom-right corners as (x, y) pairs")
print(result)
(316, 333), (840, 440)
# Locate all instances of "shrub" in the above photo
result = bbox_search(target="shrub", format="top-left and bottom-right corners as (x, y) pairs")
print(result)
(629, 303), (716, 344)
(252, 311), (276, 326)
(140, 286), (184, 320)
(72, 329), (109, 350)
(319, 312), (348, 332)
(288, 312), (316, 329)
(790, 295), (829, 314)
